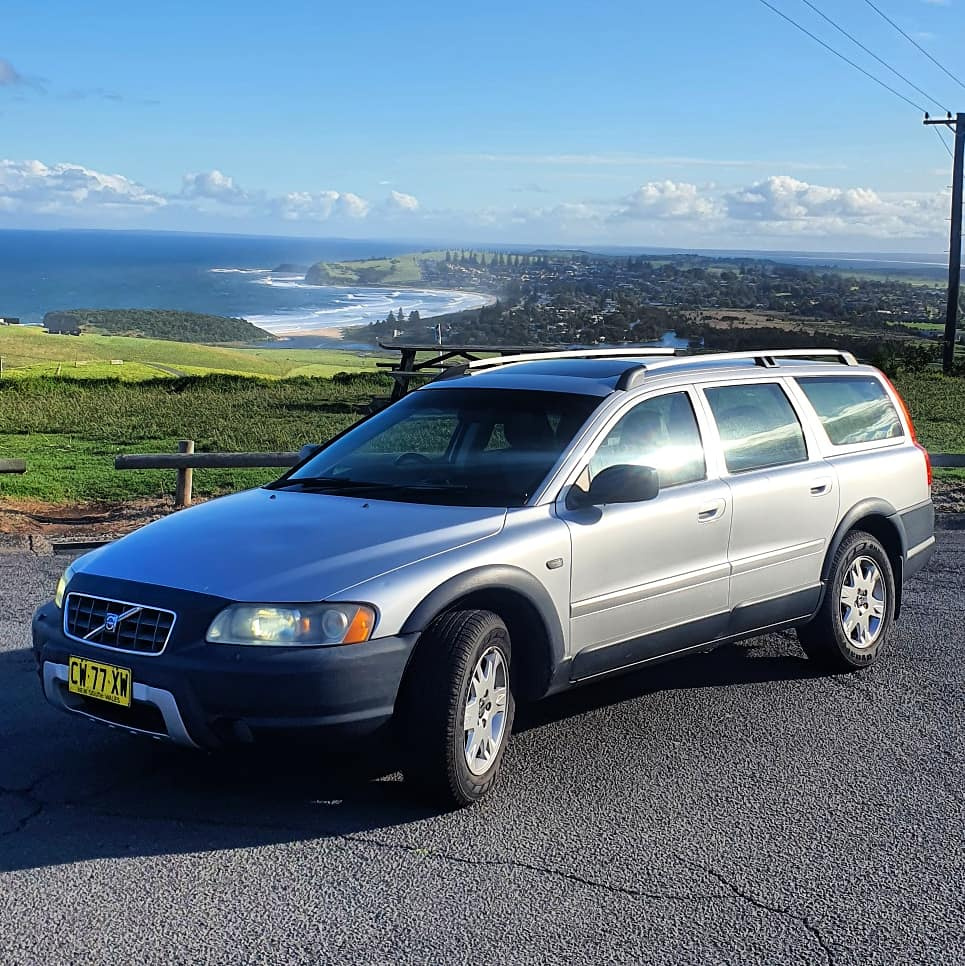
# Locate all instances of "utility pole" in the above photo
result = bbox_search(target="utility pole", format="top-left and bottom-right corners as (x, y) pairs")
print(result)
(925, 111), (965, 374)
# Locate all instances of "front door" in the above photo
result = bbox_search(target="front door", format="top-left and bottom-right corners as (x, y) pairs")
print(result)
(559, 389), (732, 679)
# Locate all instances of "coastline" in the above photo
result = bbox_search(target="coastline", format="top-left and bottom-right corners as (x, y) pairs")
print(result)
(255, 285), (498, 339)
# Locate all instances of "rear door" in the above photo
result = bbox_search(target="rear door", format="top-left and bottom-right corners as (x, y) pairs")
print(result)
(559, 388), (732, 678)
(699, 379), (839, 631)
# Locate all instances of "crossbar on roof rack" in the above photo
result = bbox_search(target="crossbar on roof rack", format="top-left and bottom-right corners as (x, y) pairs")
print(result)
(640, 348), (857, 371)
(614, 348), (858, 391)
(463, 347), (677, 371)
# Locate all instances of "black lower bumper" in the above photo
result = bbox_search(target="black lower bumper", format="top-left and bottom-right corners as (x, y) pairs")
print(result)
(32, 602), (418, 750)
(904, 537), (936, 581)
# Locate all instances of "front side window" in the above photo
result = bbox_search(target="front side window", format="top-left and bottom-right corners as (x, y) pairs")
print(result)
(589, 391), (706, 487)
(796, 376), (903, 446)
(705, 383), (808, 473)
(277, 387), (600, 506)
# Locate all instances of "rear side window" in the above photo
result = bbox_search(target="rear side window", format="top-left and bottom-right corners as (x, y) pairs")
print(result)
(705, 383), (808, 473)
(796, 376), (903, 446)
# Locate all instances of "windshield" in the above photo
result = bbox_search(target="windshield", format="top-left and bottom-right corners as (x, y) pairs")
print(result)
(274, 387), (601, 507)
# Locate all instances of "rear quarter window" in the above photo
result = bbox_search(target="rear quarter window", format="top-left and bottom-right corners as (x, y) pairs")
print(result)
(796, 376), (903, 446)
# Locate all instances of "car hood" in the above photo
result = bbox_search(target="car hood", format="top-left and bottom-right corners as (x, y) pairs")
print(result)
(76, 488), (506, 602)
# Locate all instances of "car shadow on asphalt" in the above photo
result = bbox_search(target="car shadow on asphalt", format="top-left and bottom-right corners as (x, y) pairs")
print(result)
(514, 634), (824, 733)
(0, 635), (825, 874)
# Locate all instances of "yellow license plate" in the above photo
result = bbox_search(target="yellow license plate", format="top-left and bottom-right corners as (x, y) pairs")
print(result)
(68, 656), (132, 708)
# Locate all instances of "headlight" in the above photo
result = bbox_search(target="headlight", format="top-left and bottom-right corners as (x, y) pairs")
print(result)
(206, 603), (376, 646)
(54, 564), (76, 609)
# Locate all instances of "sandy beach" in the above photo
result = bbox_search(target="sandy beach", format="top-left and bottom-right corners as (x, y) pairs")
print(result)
(255, 287), (498, 339)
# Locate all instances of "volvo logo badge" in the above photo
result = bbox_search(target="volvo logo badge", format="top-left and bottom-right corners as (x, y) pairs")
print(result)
(83, 604), (145, 642)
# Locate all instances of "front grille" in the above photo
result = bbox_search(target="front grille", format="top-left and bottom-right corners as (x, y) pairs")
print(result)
(65, 593), (176, 655)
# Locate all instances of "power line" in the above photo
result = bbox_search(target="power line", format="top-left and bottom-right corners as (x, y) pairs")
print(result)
(933, 124), (954, 159)
(861, 0), (965, 95)
(755, 0), (928, 113)
(799, 0), (949, 114)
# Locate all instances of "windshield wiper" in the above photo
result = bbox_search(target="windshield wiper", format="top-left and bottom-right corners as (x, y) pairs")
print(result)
(273, 476), (371, 491)
(272, 476), (467, 494)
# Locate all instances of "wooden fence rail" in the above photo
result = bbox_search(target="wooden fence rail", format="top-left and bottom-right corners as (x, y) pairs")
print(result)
(114, 440), (302, 507)
(0, 459), (27, 474)
(112, 440), (965, 511)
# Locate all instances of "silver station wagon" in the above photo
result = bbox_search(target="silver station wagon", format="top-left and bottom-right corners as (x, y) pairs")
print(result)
(33, 348), (935, 806)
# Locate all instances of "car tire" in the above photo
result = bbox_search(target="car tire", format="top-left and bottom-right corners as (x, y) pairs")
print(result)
(798, 530), (896, 671)
(397, 609), (515, 808)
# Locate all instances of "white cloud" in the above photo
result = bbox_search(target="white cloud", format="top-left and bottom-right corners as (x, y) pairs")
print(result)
(271, 189), (371, 221)
(0, 160), (165, 214)
(338, 192), (370, 218)
(614, 180), (721, 220)
(385, 190), (419, 212)
(0, 157), (952, 247)
(181, 169), (249, 204)
(721, 175), (945, 238)
(425, 174), (950, 245)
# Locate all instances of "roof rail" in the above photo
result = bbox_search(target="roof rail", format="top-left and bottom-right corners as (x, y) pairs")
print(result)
(461, 346), (677, 372)
(615, 348), (859, 391)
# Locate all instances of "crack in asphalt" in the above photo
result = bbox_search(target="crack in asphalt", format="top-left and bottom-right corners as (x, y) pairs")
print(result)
(683, 859), (835, 966)
(336, 828), (730, 905)
(0, 761), (158, 841)
(6, 792), (838, 960)
(0, 777), (48, 839)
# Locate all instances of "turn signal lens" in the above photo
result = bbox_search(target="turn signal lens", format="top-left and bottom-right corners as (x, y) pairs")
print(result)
(344, 607), (375, 644)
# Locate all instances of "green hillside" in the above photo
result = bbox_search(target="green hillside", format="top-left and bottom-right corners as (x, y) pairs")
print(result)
(44, 308), (272, 343)
(0, 325), (383, 380)
(305, 251), (444, 286)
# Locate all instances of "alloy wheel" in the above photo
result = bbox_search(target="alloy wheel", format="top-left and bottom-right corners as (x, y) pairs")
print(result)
(840, 555), (886, 649)
(462, 646), (509, 776)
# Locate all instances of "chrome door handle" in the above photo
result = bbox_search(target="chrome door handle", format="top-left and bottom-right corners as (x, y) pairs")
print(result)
(810, 477), (833, 496)
(697, 500), (725, 522)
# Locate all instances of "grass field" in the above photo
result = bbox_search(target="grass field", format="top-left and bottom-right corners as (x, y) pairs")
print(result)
(0, 325), (383, 380)
(306, 251), (445, 286)
(0, 372), (390, 502)
(0, 365), (962, 506)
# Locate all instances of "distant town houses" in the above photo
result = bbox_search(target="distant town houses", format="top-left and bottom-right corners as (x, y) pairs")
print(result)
(0, 316), (20, 325)
(366, 249), (949, 358)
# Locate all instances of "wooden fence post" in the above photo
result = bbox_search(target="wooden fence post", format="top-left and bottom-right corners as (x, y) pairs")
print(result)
(176, 439), (194, 508)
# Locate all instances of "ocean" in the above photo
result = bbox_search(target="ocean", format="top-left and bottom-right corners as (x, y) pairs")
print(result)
(0, 229), (492, 347)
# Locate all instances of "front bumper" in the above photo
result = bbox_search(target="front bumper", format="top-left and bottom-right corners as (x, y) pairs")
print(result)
(32, 601), (418, 750)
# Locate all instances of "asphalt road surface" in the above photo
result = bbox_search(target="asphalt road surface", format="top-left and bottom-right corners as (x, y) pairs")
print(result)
(1, 532), (962, 966)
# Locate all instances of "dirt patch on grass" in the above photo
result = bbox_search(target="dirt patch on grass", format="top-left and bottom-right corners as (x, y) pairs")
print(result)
(933, 478), (965, 515)
(0, 496), (196, 540)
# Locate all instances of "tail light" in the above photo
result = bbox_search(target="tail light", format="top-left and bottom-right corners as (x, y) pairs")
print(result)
(916, 442), (933, 488)
(882, 375), (932, 488)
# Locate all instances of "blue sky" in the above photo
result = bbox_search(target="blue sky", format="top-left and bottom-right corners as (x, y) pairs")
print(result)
(2, 0), (964, 250)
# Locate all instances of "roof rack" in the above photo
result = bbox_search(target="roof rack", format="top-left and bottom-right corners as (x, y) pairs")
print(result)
(461, 346), (677, 372)
(615, 348), (859, 390)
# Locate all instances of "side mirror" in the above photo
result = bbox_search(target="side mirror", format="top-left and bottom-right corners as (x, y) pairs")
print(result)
(297, 443), (324, 463)
(583, 464), (659, 506)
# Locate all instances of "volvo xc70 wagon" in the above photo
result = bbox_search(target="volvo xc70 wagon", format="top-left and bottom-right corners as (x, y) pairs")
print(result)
(33, 348), (935, 806)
